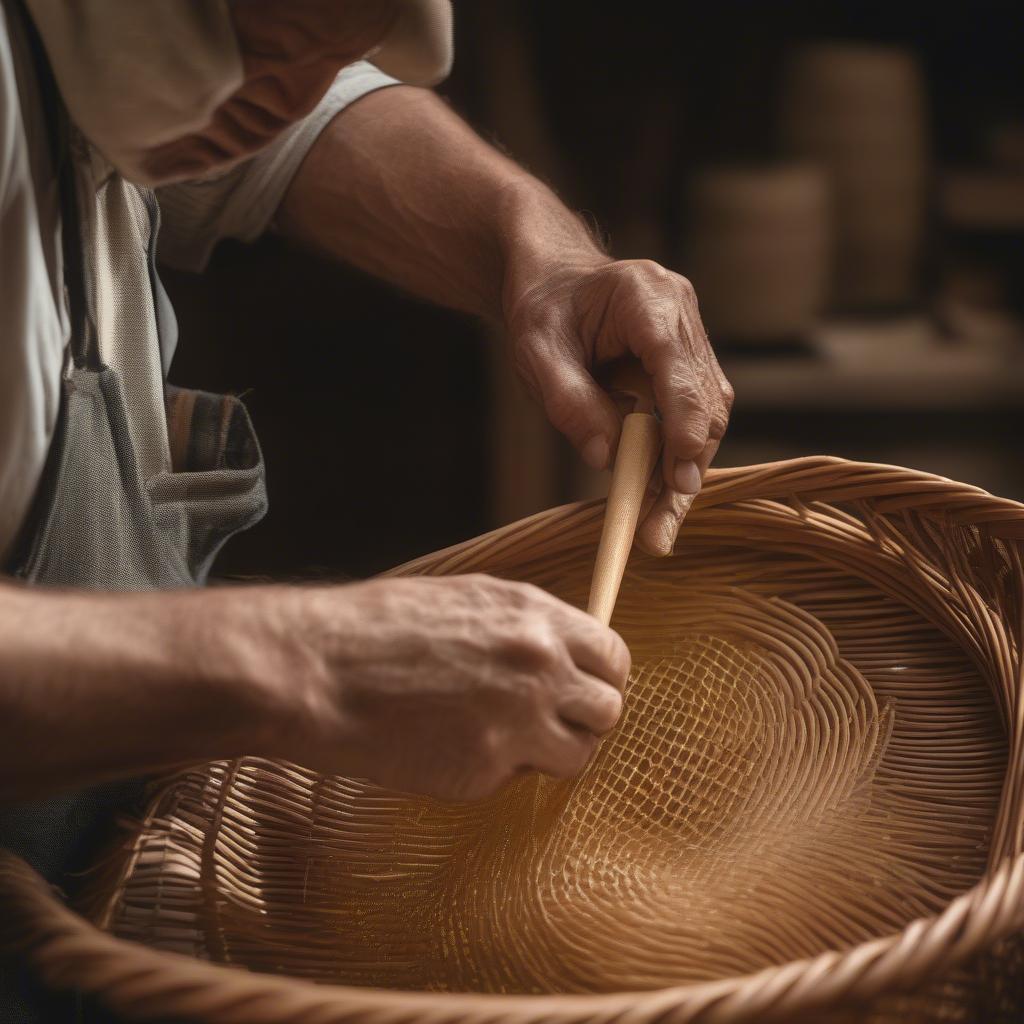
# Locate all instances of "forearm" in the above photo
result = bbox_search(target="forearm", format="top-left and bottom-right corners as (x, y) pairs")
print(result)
(0, 571), (631, 806)
(276, 84), (732, 561)
(275, 86), (608, 321)
(0, 583), (280, 801)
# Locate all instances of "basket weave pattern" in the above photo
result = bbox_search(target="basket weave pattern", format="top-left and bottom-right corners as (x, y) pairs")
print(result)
(3, 457), (1024, 1023)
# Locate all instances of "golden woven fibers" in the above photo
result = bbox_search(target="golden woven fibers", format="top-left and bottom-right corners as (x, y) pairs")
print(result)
(98, 580), (999, 998)
(7, 458), (1023, 1024)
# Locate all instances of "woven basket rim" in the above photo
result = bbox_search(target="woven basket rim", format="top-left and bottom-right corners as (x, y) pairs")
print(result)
(4, 850), (1024, 1024)
(3, 454), (1024, 1024)
(390, 455), (1024, 580)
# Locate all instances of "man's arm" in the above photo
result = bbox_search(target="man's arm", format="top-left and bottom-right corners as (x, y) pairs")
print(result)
(0, 576), (627, 803)
(276, 86), (734, 556)
(276, 86), (592, 321)
(0, 582), (279, 798)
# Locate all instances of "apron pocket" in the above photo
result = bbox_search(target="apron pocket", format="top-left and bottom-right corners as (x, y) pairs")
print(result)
(149, 387), (267, 583)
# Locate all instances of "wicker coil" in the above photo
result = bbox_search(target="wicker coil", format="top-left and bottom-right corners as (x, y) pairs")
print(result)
(4, 456), (1024, 1023)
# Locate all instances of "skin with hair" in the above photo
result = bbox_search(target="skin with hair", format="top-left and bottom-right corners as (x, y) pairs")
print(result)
(0, 578), (628, 803)
(276, 86), (733, 554)
(1, 3), (730, 804)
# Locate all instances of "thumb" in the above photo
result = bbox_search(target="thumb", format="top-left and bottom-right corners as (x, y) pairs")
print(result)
(523, 337), (622, 471)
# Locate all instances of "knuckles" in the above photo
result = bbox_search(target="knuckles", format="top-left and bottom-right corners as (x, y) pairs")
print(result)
(493, 626), (564, 680)
(675, 274), (698, 303)
(708, 412), (730, 441)
(609, 260), (697, 308)
(612, 258), (674, 289)
(618, 258), (666, 286)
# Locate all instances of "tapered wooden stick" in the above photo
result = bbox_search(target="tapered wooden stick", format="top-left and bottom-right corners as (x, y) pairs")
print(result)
(587, 411), (663, 625)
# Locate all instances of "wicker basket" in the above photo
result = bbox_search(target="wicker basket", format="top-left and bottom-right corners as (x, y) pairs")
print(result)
(4, 456), (1024, 1023)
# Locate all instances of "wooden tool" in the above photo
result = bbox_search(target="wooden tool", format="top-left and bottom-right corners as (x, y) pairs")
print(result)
(587, 360), (664, 626)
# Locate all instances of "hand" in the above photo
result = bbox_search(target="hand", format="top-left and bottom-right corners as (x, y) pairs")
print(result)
(256, 575), (631, 801)
(505, 256), (733, 556)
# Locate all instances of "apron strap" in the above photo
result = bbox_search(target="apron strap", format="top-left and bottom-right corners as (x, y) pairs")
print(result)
(13, 0), (100, 371)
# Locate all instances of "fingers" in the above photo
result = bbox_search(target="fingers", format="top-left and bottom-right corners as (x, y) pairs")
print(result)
(637, 437), (720, 556)
(625, 269), (729, 555)
(527, 592), (629, 730)
(560, 613), (631, 690)
(596, 264), (730, 495)
(636, 485), (694, 557)
(526, 719), (600, 780)
(518, 332), (623, 470)
(510, 260), (731, 488)
(507, 592), (628, 782)
(646, 347), (713, 466)
(557, 671), (624, 734)
(641, 325), (731, 496)
(659, 391), (729, 497)
(501, 694), (611, 791)
(507, 582), (631, 691)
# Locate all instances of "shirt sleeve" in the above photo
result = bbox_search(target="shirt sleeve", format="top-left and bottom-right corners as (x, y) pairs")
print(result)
(155, 60), (399, 272)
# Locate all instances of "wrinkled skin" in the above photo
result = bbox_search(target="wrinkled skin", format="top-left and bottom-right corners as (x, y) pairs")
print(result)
(3, 5), (732, 804)
(148, 0), (733, 556)
(266, 576), (631, 801)
(506, 256), (733, 556)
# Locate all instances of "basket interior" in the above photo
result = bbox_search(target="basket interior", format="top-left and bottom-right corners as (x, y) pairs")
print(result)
(92, 497), (1010, 996)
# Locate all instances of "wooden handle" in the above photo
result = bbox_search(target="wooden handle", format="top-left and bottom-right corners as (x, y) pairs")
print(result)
(587, 412), (663, 625)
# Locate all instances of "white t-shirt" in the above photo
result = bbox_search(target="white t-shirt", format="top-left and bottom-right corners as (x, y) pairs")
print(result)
(0, 2), (396, 561)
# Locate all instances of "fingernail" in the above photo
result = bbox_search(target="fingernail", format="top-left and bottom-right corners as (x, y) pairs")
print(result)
(582, 435), (610, 471)
(673, 459), (701, 494)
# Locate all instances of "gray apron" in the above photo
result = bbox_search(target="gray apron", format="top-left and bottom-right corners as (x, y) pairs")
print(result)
(0, 7), (268, 1018)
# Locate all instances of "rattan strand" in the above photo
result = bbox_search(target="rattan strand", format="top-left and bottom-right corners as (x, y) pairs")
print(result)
(3, 456), (1024, 1023)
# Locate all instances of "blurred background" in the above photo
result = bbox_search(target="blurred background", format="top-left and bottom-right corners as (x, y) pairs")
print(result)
(164, 0), (1024, 580)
